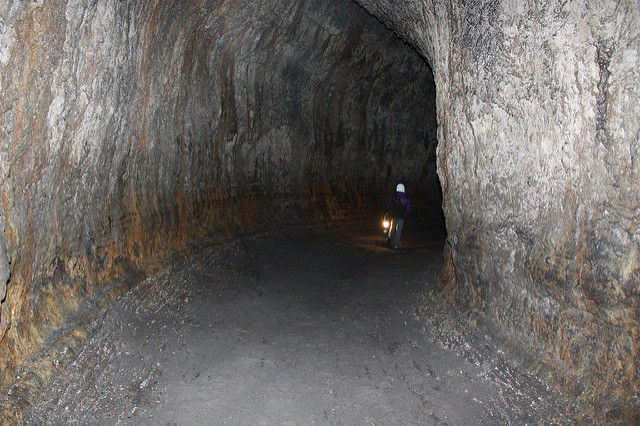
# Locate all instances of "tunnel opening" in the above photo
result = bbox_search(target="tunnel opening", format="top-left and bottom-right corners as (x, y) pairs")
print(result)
(4, 0), (637, 422)
(0, 0), (445, 416)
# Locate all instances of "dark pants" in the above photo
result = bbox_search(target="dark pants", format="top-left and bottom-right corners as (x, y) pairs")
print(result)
(386, 218), (404, 248)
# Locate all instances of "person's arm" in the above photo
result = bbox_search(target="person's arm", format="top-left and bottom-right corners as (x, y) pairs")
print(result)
(386, 196), (393, 211)
(405, 198), (411, 218)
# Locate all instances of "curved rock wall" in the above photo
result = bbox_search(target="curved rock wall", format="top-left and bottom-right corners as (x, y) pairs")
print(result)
(357, 0), (639, 417)
(0, 0), (436, 390)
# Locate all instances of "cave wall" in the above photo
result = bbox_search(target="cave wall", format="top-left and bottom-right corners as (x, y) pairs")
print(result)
(357, 0), (639, 416)
(0, 0), (436, 390)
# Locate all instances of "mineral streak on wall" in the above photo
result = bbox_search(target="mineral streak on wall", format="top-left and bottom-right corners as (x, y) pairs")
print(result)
(356, 0), (640, 418)
(0, 0), (437, 391)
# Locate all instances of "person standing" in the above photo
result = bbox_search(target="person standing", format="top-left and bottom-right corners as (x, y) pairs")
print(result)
(385, 183), (411, 249)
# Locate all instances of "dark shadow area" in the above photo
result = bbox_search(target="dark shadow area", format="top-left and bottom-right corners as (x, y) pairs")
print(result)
(0, 0), (446, 421)
(354, 214), (446, 253)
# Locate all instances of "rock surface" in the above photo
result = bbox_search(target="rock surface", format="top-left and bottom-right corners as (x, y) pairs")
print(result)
(356, 0), (640, 418)
(20, 223), (585, 424)
(2, 0), (638, 420)
(0, 0), (436, 392)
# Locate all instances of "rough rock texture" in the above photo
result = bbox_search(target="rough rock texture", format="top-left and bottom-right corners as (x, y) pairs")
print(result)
(0, 0), (436, 391)
(356, 0), (640, 418)
(20, 224), (584, 424)
(0, 222), (8, 306)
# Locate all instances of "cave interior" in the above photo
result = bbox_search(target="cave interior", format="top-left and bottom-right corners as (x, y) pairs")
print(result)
(0, 0), (638, 421)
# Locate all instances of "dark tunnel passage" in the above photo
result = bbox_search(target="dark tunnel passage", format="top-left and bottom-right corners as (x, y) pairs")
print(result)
(0, 0), (639, 423)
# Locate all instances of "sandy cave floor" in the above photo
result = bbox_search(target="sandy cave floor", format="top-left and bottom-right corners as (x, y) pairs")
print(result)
(22, 221), (586, 424)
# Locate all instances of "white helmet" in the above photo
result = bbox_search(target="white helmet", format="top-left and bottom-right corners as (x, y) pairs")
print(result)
(396, 183), (405, 193)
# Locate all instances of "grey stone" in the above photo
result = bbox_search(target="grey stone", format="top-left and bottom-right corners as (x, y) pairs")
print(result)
(1, 0), (637, 419)
(356, 0), (640, 417)
(0, 226), (8, 303)
(0, 0), (437, 396)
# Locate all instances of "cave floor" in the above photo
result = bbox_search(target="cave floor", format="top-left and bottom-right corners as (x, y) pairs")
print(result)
(24, 221), (585, 424)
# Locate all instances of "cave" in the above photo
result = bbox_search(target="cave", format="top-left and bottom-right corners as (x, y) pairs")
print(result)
(0, 0), (638, 423)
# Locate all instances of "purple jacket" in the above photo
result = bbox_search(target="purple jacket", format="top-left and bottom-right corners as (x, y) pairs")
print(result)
(386, 191), (411, 219)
